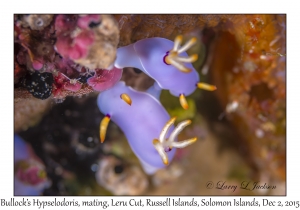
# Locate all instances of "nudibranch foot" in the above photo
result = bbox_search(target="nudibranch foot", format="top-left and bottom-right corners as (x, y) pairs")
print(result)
(100, 114), (111, 143)
(164, 35), (198, 73)
(197, 82), (217, 91)
(153, 117), (197, 165)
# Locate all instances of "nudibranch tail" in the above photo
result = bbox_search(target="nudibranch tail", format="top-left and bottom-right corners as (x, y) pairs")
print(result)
(159, 117), (177, 143)
(179, 94), (189, 110)
(153, 139), (169, 165)
(120, 93), (132, 106)
(165, 36), (198, 73)
(100, 114), (110, 143)
(197, 82), (217, 91)
(153, 117), (197, 166)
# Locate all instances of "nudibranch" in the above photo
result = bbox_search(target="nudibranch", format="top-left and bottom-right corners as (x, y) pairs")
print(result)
(114, 36), (216, 109)
(97, 81), (197, 174)
(14, 134), (50, 195)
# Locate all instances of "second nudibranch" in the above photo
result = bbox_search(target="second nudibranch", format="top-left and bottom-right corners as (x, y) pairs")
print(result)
(97, 81), (197, 174)
(114, 36), (216, 109)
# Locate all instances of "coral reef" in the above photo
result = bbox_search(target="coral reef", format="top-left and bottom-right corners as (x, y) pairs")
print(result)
(14, 14), (286, 195)
(14, 96), (52, 131)
(14, 14), (119, 102)
(17, 97), (104, 195)
(114, 14), (234, 46)
(16, 97), (152, 195)
(206, 14), (286, 182)
(20, 15), (54, 31)
(55, 14), (119, 70)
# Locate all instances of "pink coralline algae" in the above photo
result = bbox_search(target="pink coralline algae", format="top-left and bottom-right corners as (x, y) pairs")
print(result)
(54, 15), (97, 61)
(87, 67), (123, 91)
(77, 15), (102, 29)
(54, 14), (119, 69)
(14, 14), (120, 100)
(56, 14), (119, 70)
(52, 71), (82, 98)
